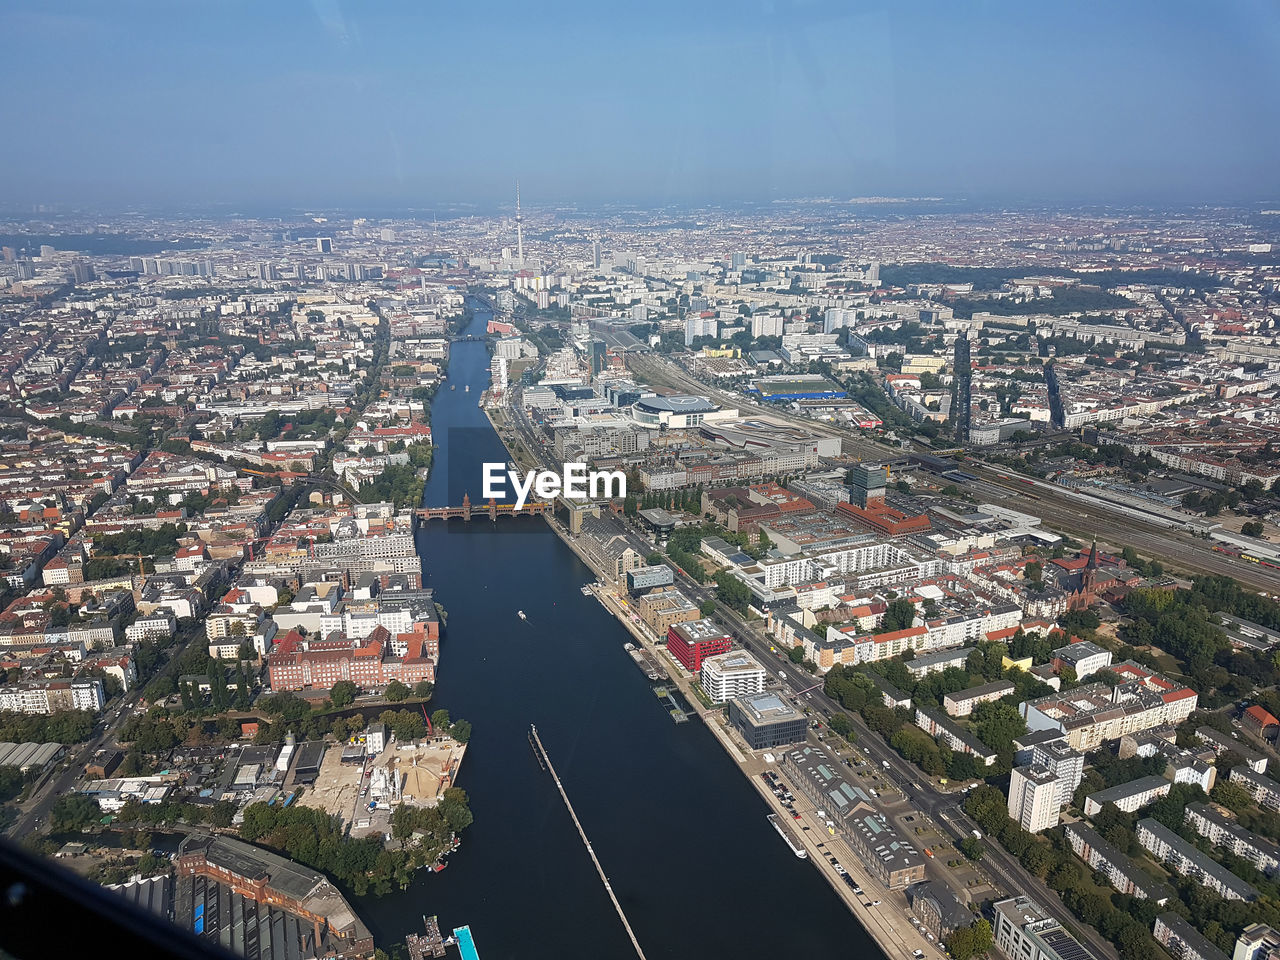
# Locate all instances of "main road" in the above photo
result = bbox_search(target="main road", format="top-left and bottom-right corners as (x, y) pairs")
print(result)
(499, 382), (1119, 960)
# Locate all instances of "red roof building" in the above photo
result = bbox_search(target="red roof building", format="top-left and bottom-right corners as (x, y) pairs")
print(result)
(1243, 705), (1280, 740)
(267, 626), (435, 692)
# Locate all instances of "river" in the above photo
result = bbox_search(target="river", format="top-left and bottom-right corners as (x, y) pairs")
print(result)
(356, 305), (884, 960)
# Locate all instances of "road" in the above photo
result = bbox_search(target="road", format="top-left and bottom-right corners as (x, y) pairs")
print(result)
(6, 691), (140, 838)
(628, 353), (1280, 594)
(499, 371), (1170, 959)
(594, 501), (1119, 959)
(509, 409), (1122, 960)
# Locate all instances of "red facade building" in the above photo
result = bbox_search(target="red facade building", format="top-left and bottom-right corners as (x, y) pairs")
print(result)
(267, 625), (435, 692)
(666, 619), (733, 672)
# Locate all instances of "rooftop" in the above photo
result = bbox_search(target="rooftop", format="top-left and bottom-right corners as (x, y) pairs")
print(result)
(735, 691), (801, 724)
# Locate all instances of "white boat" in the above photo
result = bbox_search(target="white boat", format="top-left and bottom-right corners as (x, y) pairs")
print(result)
(517, 610), (527, 621)
(464, 384), (470, 392)
(767, 813), (808, 859)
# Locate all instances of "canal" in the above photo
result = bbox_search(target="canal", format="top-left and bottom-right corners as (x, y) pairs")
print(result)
(357, 305), (884, 959)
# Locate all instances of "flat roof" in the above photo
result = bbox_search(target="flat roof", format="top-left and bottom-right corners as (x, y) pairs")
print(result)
(634, 395), (718, 413)
(702, 651), (765, 675)
(736, 691), (801, 723)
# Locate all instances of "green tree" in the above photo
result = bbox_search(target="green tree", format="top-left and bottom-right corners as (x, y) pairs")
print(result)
(881, 598), (917, 632)
(945, 919), (992, 960)
(50, 794), (101, 832)
(384, 680), (410, 703)
(699, 599), (717, 617)
(329, 680), (358, 709)
(714, 571), (752, 613)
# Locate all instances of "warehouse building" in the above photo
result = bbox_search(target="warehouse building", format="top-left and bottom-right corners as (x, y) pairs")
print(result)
(782, 746), (925, 889)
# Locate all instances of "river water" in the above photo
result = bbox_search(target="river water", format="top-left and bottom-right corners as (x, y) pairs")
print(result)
(357, 307), (883, 960)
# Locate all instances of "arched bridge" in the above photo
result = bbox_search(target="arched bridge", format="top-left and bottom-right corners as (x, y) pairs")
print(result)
(416, 492), (551, 521)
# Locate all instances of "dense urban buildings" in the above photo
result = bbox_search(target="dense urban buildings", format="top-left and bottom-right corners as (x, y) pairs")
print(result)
(0, 194), (1279, 960)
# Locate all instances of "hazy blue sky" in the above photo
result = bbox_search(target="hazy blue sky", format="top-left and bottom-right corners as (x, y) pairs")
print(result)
(3, 0), (1279, 210)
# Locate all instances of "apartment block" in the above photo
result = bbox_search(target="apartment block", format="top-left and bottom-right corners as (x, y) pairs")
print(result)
(1186, 803), (1280, 876)
(1137, 817), (1259, 901)
(1231, 767), (1280, 811)
(944, 680), (1015, 717)
(1009, 766), (1062, 833)
(1020, 666), (1198, 752)
(1154, 914), (1229, 960)
(1084, 775), (1171, 816)
(1065, 822), (1173, 903)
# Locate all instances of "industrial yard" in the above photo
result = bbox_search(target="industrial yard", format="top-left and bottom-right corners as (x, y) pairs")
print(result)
(305, 738), (467, 840)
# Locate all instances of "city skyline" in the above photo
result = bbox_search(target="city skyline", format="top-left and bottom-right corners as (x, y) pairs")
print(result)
(2, 1), (1279, 209)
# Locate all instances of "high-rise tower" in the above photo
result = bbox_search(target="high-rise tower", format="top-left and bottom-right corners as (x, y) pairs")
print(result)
(515, 181), (524, 268)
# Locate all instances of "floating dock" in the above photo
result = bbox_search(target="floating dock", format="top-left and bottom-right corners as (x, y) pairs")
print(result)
(625, 643), (664, 680)
(527, 728), (546, 771)
(654, 686), (691, 723)
(406, 916), (447, 960)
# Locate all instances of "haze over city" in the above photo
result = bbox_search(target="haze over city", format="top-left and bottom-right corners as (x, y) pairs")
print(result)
(3, 0), (1280, 210)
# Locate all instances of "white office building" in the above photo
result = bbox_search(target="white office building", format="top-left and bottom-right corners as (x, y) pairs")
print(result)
(700, 651), (767, 704)
(490, 355), (508, 395)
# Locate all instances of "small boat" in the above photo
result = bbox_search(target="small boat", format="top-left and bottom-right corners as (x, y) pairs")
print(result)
(450, 384), (455, 391)
(464, 384), (470, 392)
(517, 610), (527, 621)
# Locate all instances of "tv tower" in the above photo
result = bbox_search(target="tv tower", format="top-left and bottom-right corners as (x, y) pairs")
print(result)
(515, 180), (525, 268)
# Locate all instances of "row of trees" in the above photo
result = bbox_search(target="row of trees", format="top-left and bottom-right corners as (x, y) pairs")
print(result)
(821, 668), (991, 781)
(0, 708), (95, 745)
(328, 679), (435, 709)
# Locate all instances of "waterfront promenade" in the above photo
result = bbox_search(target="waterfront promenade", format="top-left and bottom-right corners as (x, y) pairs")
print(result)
(548, 514), (940, 960)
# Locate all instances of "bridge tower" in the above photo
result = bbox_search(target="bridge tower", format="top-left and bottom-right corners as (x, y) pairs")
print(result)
(461, 492), (471, 521)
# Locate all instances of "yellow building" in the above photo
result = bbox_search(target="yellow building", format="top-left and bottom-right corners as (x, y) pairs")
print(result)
(901, 355), (947, 374)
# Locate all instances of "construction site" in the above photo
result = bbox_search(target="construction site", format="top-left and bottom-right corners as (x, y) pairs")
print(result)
(304, 734), (467, 841)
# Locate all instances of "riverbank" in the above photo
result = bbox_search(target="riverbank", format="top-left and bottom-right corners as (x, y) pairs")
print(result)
(376, 303), (883, 959)
(531, 504), (932, 960)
